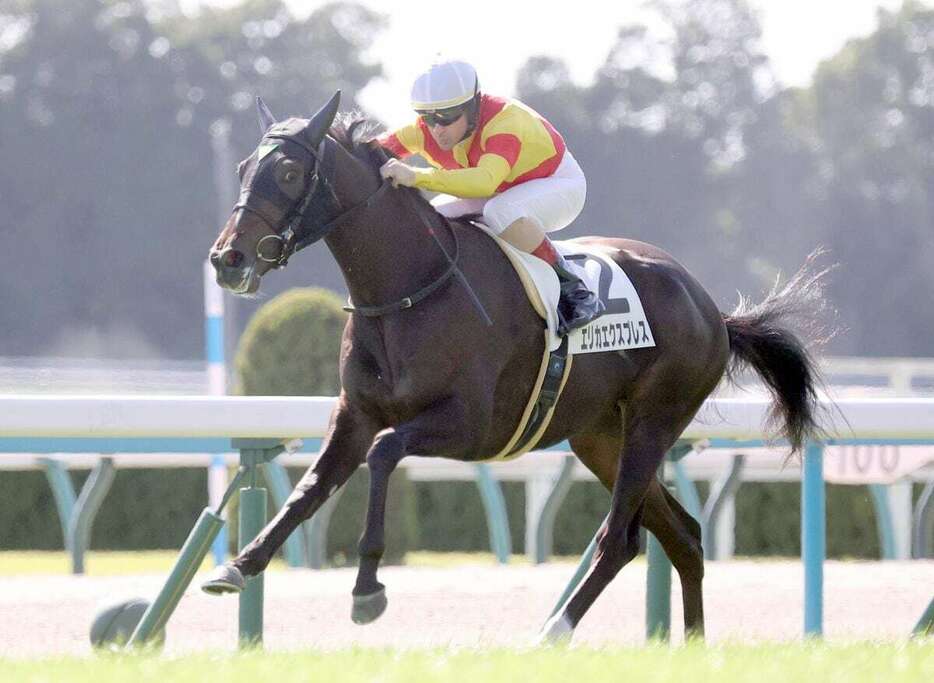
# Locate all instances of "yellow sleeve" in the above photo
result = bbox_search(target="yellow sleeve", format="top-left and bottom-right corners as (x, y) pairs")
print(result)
(378, 123), (424, 159)
(411, 153), (511, 197)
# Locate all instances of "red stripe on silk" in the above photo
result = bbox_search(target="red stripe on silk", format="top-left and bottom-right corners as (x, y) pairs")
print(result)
(483, 133), (521, 167)
(417, 119), (461, 169)
(378, 132), (408, 158)
(496, 124), (566, 192)
(467, 95), (508, 166)
(478, 94), (508, 120)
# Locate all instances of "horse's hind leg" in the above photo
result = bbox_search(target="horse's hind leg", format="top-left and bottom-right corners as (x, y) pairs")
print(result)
(643, 479), (705, 638)
(566, 433), (706, 639)
(541, 398), (696, 643)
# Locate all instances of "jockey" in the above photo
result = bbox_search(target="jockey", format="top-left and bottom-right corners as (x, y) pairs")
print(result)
(377, 58), (604, 335)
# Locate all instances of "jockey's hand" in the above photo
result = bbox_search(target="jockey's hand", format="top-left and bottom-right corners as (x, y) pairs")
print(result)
(379, 159), (417, 188)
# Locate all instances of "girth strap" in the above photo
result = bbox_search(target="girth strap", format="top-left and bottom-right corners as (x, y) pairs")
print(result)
(504, 335), (570, 457)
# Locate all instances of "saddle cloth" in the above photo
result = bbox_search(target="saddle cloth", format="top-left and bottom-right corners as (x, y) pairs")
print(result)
(478, 226), (657, 354)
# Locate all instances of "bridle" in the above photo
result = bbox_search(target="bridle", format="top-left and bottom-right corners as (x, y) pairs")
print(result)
(229, 129), (475, 319)
(232, 132), (391, 270)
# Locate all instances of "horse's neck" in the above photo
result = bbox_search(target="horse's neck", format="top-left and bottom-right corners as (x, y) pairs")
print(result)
(323, 164), (451, 309)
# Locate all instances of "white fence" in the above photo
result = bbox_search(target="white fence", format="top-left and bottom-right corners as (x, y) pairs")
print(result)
(1, 394), (932, 563)
(3, 394), (934, 439)
(3, 356), (934, 396)
(2, 394), (933, 636)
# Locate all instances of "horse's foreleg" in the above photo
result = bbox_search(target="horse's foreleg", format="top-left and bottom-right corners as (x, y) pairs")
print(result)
(350, 428), (405, 624)
(202, 399), (379, 594)
(350, 397), (469, 625)
(643, 479), (705, 638)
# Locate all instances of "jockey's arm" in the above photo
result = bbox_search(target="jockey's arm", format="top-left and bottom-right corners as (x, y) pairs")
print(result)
(377, 126), (418, 160)
(411, 153), (511, 198)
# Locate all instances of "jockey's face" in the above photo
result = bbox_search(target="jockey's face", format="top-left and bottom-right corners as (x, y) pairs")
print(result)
(424, 113), (468, 150)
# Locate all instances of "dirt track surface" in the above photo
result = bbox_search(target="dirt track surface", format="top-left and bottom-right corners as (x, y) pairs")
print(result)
(1, 559), (931, 657)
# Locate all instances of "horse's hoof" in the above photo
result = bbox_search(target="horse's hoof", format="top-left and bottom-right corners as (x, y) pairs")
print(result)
(537, 613), (574, 646)
(351, 587), (387, 625)
(201, 564), (245, 595)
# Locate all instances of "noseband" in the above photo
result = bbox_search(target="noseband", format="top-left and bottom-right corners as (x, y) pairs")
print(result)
(232, 129), (474, 320)
(233, 133), (390, 269)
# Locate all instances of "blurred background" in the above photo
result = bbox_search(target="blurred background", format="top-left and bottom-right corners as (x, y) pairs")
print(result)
(2, 0), (933, 369)
(1, 0), (933, 563)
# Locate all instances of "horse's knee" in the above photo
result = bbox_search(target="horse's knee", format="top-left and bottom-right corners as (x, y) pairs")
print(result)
(357, 516), (386, 560)
(682, 544), (704, 582)
(595, 520), (641, 569)
(674, 504), (702, 543)
(687, 516), (704, 565)
(366, 430), (405, 472)
(358, 536), (384, 561)
(676, 526), (705, 583)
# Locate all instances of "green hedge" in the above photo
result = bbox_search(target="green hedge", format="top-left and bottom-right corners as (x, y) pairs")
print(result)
(0, 470), (67, 549)
(0, 464), (412, 564)
(412, 481), (612, 556)
(234, 287), (345, 397)
(0, 470), (917, 559)
(735, 482), (882, 558)
(409, 479), (894, 558)
(0, 468), (207, 550)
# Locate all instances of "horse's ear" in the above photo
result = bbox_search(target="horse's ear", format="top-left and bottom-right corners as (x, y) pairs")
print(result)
(256, 96), (277, 133)
(304, 90), (341, 146)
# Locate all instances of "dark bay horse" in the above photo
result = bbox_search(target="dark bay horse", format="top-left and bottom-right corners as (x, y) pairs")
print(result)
(204, 92), (823, 642)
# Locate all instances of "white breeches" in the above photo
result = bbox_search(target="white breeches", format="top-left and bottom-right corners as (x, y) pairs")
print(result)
(430, 151), (586, 234)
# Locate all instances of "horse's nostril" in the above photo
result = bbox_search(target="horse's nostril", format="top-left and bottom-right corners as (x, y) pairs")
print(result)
(222, 249), (244, 269)
(210, 250), (221, 268)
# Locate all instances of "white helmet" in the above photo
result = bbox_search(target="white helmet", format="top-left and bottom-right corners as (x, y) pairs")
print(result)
(410, 58), (479, 112)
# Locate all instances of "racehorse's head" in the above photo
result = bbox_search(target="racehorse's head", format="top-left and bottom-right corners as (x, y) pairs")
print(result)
(209, 91), (341, 294)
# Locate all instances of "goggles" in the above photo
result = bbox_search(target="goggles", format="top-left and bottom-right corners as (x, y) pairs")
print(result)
(417, 107), (465, 128)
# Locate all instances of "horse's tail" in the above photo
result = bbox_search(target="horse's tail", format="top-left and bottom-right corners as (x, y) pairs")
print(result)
(722, 252), (834, 453)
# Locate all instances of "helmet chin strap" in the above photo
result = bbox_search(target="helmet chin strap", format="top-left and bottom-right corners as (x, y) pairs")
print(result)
(458, 91), (482, 143)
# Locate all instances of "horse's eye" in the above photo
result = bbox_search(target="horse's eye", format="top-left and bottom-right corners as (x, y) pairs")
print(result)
(283, 170), (299, 184)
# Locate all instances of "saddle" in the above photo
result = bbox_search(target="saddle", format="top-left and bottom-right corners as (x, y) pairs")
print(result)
(471, 223), (656, 354)
(469, 222), (656, 460)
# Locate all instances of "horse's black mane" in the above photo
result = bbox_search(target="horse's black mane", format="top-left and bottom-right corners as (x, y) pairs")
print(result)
(327, 111), (440, 216)
(329, 111), (394, 164)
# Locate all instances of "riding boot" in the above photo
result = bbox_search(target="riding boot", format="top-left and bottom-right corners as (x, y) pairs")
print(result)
(552, 253), (605, 335)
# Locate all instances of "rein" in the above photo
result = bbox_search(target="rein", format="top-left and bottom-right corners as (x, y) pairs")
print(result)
(342, 212), (461, 317)
(343, 147), (491, 324)
(235, 130), (490, 323)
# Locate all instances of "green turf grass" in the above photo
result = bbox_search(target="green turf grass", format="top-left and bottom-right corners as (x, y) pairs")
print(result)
(2, 641), (932, 683)
(0, 550), (589, 576)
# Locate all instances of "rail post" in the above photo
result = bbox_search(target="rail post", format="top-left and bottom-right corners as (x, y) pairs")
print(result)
(232, 438), (295, 647)
(913, 596), (934, 636)
(802, 441), (826, 637)
(645, 530), (672, 640)
(128, 438), (295, 649)
(128, 469), (244, 647)
(474, 464), (512, 563)
(204, 259), (229, 567)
